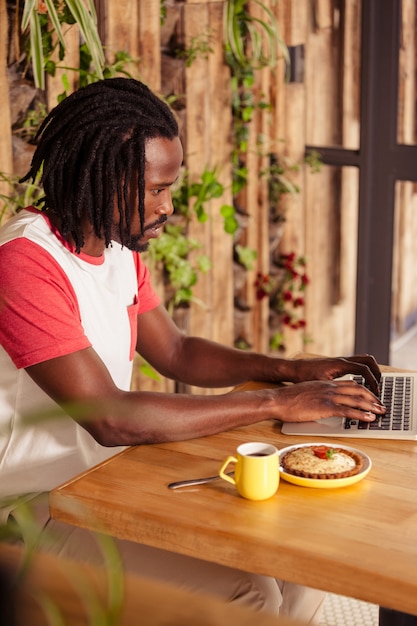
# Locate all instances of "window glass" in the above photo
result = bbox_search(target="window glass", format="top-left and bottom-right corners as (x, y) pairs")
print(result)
(397, 0), (417, 145)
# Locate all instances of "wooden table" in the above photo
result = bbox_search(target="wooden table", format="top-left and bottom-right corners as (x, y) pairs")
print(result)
(50, 399), (417, 617)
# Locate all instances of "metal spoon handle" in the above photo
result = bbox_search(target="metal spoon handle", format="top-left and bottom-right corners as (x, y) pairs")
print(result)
(168, 471), (233, 490)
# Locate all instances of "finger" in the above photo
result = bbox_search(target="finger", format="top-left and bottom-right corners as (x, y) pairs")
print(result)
(339, 355), (381, 393)
(330, 385), (386, 414)
(328, 406), (378, 422)
(343, 353), (381, 380)
(333, 379), (385, 406)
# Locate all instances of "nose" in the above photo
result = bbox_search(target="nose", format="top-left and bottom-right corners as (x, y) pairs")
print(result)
(157, 189), (174, 217)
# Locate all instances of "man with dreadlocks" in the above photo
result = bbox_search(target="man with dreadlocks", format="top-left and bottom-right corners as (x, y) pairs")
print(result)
(0, 78), (385, 622)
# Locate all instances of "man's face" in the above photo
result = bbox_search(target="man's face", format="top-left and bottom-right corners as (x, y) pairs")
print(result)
(115, 135), (183, 252)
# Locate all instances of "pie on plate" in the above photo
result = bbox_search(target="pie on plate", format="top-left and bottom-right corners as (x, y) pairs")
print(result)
(279, 443), (372, 488)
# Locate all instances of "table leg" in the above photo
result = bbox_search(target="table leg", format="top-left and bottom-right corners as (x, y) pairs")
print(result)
(379, 608), (417, 625)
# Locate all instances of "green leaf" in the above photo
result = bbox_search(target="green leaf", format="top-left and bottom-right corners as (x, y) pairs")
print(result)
(139, 362), (161, 381)
(65, 0), (105, 78)
(29, 10), (45, 90)
(194, 203), (208, 222)
(196, 255), (211, 273)
(44, 0), (66, 48)
(44, 59), (56, 77)
(21, 0), (37, 32)
(236, 245), (257, 270)
(61, 72), (71, 93)
(220, 204), (239, 234)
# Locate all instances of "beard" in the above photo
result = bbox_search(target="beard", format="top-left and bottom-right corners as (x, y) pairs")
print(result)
(119, 215), (168, 252)
(124, 237), (150, 253)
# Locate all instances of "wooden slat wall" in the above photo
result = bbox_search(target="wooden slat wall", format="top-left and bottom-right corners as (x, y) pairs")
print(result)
(2, 0), (417, 393)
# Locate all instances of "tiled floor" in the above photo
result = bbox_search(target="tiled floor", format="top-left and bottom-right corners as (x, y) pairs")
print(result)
(320, 593), (379, 626)
(318, 328), (417, 626)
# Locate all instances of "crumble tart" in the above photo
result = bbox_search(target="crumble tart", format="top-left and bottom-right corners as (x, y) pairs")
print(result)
(281, 444), (364, 480)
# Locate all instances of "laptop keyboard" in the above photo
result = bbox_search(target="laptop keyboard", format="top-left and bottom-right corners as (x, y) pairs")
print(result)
(344, 375), (412, 432)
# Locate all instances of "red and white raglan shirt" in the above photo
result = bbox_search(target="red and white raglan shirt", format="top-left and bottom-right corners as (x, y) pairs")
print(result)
(0, 207), (160, 508)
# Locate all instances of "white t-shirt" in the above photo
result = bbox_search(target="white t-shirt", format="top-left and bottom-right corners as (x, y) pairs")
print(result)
(0, 208), (160, 501)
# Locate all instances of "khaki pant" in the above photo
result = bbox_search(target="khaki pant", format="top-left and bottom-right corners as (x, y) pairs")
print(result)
(14, 494), (326, 623)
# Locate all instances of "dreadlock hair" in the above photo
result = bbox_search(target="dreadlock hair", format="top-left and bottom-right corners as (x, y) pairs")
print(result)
(20, 78), (179, 252)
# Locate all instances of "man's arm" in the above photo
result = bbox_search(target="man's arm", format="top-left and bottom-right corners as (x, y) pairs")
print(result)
(26, 305), (385, 447)
(136, 305), (382, 392)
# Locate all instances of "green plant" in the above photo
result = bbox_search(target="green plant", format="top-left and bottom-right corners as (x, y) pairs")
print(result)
(54, 48), (138, 101)
(21, 0), (105, 90)
(304, 149), (323, 174)
(224, 0), (289, 194)
(14, 101), (48, 142)
(147, 223), (211, 312)
(173, 166), (231, 224)
(262, 155), (300, 205)
(235, 244), (257, 270)
(175, 29), (214, 67)
(2, 496), (125, 626)
(0, 171), (43, 223)
(146, 166), (239, 310)
(224, 0), (288, 71)
(138, 359), (161, 381)
(160, 0), (168, 25)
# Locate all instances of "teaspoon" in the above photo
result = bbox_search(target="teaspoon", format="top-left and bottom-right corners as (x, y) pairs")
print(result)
(167, 471), (233, 490)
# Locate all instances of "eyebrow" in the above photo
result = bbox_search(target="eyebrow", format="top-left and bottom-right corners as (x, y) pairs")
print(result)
(149, 175), (180, 187)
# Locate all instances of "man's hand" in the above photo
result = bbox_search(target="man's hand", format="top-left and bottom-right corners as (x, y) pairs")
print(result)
(284, 354), (381, 395)
(268, 377), (385, 424)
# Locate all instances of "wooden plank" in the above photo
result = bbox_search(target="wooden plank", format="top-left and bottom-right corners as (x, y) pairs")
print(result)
(312, 0), (334, 31)
(277, 82), (306, 357)
(252, 66), (271, 354)
(184, 2), (211, 350)
(239, 102), (262, 352)
(46, 27), (80, 110)
(284, 0), (308, 45)
(302, 7), (357, 357)
(0, 0), (13, 217)
(335, 2), (361, 354)
(234, 0), (277, 354)
(138, 0), (161, 90)
(101, 0), (140, 77)
(207, 1), (234, 347)
(183, 2), (214, 394)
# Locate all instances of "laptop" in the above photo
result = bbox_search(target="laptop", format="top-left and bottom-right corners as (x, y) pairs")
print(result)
(281, 372), (417, 440)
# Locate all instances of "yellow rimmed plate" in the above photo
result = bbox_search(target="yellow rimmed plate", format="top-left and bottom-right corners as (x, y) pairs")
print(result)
(279, 443), (372, 489)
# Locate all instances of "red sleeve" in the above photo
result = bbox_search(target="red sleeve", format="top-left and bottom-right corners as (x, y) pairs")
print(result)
(133, 252), (161, 314)
(0, 239), (91, 368)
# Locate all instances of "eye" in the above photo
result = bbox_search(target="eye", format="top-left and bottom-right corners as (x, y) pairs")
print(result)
(151, 186), (170, 197)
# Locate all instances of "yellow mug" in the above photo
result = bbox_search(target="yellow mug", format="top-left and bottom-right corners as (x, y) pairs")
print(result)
(219, 442), (279, 501)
